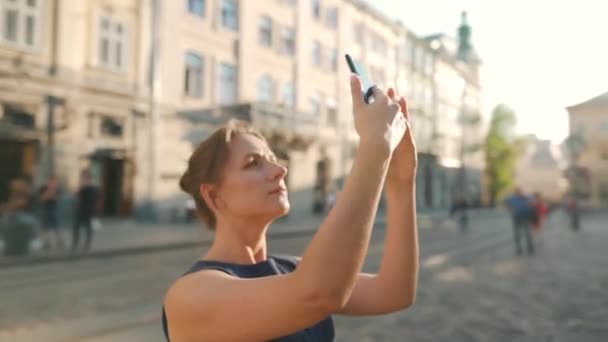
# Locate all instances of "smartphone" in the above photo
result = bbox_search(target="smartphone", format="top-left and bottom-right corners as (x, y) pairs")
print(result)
(345, 54), (375, 103)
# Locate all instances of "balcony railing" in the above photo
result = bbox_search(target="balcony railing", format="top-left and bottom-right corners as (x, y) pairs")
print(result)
(177, 102), (320, 150)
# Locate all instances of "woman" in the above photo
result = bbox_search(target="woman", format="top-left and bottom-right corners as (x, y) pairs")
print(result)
(531, 192), (548, 234)
(163, 75), (419, 341)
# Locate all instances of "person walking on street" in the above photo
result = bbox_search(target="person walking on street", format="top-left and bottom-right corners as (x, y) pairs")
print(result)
(451, 195), (470, 234)
(162, 77), (419, 341)
(504, 187), (535, 256)
(324, 187), (337, 213)
(531, 192), (548, 234)
(39, 175), (64, 252)
(71, 171), (99, 253)
(565, 195), (581, 231)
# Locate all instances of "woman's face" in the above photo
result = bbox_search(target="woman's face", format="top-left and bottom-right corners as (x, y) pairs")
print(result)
(213, 133), (289, 222)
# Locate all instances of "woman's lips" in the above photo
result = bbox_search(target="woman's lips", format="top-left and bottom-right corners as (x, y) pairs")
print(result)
(269, 186), (287, 195)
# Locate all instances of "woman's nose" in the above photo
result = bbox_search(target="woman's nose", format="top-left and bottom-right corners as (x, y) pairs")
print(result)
(269, 161), (288, 180)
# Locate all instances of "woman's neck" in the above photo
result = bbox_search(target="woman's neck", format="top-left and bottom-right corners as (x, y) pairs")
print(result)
(204, 220), (269, 264)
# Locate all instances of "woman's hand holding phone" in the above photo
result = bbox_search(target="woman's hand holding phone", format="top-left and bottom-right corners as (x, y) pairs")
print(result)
(349, 75), (406, 155)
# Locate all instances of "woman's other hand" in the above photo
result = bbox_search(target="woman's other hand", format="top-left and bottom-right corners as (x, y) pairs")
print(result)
(385, 88), (417, 187)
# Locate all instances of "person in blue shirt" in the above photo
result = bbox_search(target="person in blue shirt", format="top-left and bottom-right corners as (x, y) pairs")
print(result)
(504, 187), (535, 255)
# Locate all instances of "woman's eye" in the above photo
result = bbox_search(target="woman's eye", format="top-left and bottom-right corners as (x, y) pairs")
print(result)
(246, 158), (259, 168)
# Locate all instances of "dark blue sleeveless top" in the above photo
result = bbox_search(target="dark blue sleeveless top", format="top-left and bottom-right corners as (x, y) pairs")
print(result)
(162, 256), (334, 341)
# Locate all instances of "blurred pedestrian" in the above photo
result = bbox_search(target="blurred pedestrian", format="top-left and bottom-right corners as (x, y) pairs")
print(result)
(450, 194), (470, 234)
(565, 195), (581, 231)
(0, 177), (38, 256)
(185, 198), (196, 223)
(531, 192), (548, 234)
(162, 79), (419, 341)
(71, 170), (99, 253)
(38, 175), (64, 252)
(504, 187), (535, 256)
(324, 187), (337, 213)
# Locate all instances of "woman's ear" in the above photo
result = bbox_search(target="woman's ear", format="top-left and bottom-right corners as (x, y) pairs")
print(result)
(200, 183), (227, 212)
(200, 183), (218, 212)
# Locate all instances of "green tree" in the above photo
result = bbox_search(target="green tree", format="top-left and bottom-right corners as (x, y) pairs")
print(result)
(483, 104), (519, 205)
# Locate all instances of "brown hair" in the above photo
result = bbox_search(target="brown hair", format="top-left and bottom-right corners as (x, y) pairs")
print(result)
(179, 119), (266, 230)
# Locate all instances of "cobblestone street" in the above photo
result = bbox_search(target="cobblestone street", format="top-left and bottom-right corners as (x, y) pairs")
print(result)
(0, 211), (606, 341)
(333, 212), (608, 342)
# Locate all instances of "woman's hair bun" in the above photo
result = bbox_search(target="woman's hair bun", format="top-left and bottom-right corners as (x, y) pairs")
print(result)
(179, 169), (192, 195)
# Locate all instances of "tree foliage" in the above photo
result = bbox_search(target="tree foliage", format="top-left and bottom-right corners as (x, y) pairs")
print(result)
(483, 104), (519, 205)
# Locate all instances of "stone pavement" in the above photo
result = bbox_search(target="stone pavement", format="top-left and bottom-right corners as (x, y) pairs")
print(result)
(1, 207), (469, 268)
(333, 211), (608, 342)
(0, 214), (328, 267)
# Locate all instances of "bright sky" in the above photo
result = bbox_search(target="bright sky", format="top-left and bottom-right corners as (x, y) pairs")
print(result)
(371, 0), (608, 142)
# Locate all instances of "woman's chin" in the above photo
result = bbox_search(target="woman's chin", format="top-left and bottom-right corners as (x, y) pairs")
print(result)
(273, 201), (290, 217)
(260, 197), (290, 220)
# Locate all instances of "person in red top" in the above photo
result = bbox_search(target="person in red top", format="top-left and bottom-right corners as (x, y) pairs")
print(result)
(531, 192), (548, 233)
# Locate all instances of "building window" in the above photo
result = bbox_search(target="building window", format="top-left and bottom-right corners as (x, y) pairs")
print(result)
(370, 66), (385, 87)
(218, 63), (237, 104)
(309, 93), (321, 114)
(282, 82), (295, 108)
(399, 43), (409, 64)
(280, 26), (295, 55)
(410, 45), (417, 70)
(100, 116), (123, 137)
(388, 46), (396, 64)
(371, 34), (386, 53)
(424, 54), (434, 75)
(87, 113), (95, 138)
(96, 13), (128, 70)
(325, 7), (338, 29)
(3, 104), (34, 129)
(425, 86), (433, 111)
(311, 40), (321, 66)
(221, 0), (238, 31)
(257, 74), (274, 103)
(1, 0), (41, 49)
(575, 123), (586, 135)
(326, 48), (337, 72)
(187, 0), (205, 17)
(408, 82), (417, 101)
(311, 0), (320, 19)
(184, 52), (204, 98)
(353, 23), (364, 44)
(417, 51), (426, 71)
(326, 97), (337, 125)
(259, 15), (272, 47)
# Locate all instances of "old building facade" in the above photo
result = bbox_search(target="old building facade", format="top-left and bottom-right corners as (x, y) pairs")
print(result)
(0, 0), (484, 221)
(566, 91), (608, 207)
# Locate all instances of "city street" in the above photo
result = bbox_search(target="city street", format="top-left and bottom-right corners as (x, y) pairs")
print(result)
(0, 211), (606, 341)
